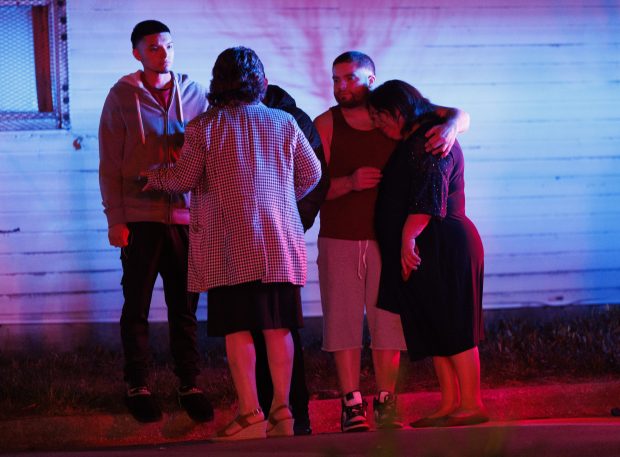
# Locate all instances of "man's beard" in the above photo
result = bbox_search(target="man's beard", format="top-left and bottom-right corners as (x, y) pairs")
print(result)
(337, 98), (366, 109)
(335, 88), (369, 108)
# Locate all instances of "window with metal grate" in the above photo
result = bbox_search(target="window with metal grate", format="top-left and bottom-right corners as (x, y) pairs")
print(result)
(0, 0), (69, 130)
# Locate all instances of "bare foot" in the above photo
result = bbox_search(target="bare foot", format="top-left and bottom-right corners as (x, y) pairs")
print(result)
(444, 407), (490, 426)
(427, 404), (459, 419)
(449, 405), (487, 418)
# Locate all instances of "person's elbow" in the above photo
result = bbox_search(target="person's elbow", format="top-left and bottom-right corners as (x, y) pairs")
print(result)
(295, 169), (322, 201)
(311, 161), (322, 187)
(455, 109), (471, 133)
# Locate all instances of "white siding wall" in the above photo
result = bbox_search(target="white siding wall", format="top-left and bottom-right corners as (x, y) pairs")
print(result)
(0, 0), (618, 323)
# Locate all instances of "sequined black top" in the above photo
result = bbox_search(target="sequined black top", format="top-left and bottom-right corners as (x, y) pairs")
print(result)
(406, 122), (466, 219)
(375, 115), (466, 241)
(374, 116), (484, 357)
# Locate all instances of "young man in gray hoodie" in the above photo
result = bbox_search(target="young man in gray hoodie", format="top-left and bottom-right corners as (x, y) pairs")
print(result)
(98, 20), (212, 423)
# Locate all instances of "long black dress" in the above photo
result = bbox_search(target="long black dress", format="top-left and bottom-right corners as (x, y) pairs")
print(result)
(375, 116), (484, 361)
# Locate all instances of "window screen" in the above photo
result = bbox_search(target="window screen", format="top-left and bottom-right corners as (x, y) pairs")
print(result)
(0, 1), (69, 130)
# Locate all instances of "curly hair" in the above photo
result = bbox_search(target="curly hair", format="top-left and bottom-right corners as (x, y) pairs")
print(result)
(368, 80), (434, 136)
(207, 46), (266, 107)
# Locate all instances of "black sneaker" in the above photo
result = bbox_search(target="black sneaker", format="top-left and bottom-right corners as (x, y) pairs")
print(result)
(178, 386), (214, 422)
(373, 393), (403, 429)
(293, 413), (312, 436)
(341, 396), (370, 433)
(125, 386), (162, 423)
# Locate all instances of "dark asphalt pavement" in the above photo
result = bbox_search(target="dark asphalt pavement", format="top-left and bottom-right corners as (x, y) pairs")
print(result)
(4, 419), (620, 457)
(3, 380), (620, 455)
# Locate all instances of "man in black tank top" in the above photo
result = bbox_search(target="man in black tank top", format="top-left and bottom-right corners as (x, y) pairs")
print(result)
(314, 51), (471, 432)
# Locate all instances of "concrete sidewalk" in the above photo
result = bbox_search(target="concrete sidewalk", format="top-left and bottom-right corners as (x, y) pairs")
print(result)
(2, 379), (619, 453)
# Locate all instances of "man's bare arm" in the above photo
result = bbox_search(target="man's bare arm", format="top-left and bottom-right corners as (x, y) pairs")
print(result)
(314, 110), (382, 200)
(314, 110), (333, 165)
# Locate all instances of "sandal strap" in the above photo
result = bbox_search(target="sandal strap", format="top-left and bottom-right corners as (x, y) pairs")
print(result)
(268, 404), (292, 425)
(217, 408), (263, 436)
(237, 407), (263, 427)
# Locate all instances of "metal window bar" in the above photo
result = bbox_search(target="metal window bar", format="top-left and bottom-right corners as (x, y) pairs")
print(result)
(0, 0), (70, 130)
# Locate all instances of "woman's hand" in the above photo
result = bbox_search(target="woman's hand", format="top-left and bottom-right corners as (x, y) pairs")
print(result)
(401, 214), (429, 280)
(401, 236), (422, 281)
(139, 171), (154, 191)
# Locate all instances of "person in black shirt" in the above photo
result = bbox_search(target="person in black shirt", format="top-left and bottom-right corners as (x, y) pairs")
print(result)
(369, 80), (488, 427)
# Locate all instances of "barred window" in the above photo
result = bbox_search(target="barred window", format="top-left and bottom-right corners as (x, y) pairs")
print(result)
(0, 0), (69, 130)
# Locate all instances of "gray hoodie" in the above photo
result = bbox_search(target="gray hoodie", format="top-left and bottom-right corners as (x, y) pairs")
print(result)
(98, 71), (208, 227)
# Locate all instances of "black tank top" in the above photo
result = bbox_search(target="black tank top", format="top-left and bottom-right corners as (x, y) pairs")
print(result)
(319, 106), (396, 240)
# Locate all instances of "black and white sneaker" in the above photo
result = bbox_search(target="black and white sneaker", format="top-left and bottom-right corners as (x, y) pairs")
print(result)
(341, 392), (370, 433)
(125, 386), (162, 423)
(373, 392), (403, 429)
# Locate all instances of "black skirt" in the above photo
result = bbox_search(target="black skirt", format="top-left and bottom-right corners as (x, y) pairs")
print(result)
(207, 281), (303, 337)
(385, 215), (485, 361)
(375, 132), (484, 362)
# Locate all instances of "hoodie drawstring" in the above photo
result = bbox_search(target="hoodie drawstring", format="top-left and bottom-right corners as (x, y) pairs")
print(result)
(175, 74), (184, 125)
(134, 73), (183, 145)
(134, 93), (146, 145)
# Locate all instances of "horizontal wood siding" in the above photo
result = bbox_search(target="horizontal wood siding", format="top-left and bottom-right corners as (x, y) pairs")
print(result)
(0, 0), (618, 322)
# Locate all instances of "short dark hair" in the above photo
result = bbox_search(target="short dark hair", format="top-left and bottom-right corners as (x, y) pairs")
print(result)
(333, 51), (375, 74)
(368, 80), (434, 135)
(207, 47), (266, 107)
(131, 20), (170, 48)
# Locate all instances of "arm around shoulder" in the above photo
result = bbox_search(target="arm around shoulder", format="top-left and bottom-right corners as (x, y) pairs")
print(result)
(434, 106), (470, 134)
(424, 105), (471, 156)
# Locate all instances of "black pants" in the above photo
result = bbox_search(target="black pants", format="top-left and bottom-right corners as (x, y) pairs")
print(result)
(120, 222), (200, 388)
(253, 328), (310, 419)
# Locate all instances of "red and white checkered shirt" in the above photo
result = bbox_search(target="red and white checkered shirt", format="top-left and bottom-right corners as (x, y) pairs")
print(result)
(145, 103), (322, 291)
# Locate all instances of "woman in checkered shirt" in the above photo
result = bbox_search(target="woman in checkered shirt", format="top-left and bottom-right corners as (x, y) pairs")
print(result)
(143, 47), (321, 440)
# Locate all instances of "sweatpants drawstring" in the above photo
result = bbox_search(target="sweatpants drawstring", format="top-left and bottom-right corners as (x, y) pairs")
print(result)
(357, 240), (369, 280)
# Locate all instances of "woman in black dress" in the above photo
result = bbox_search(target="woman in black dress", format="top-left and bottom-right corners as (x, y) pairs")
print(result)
(368, 80), (488, 427)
